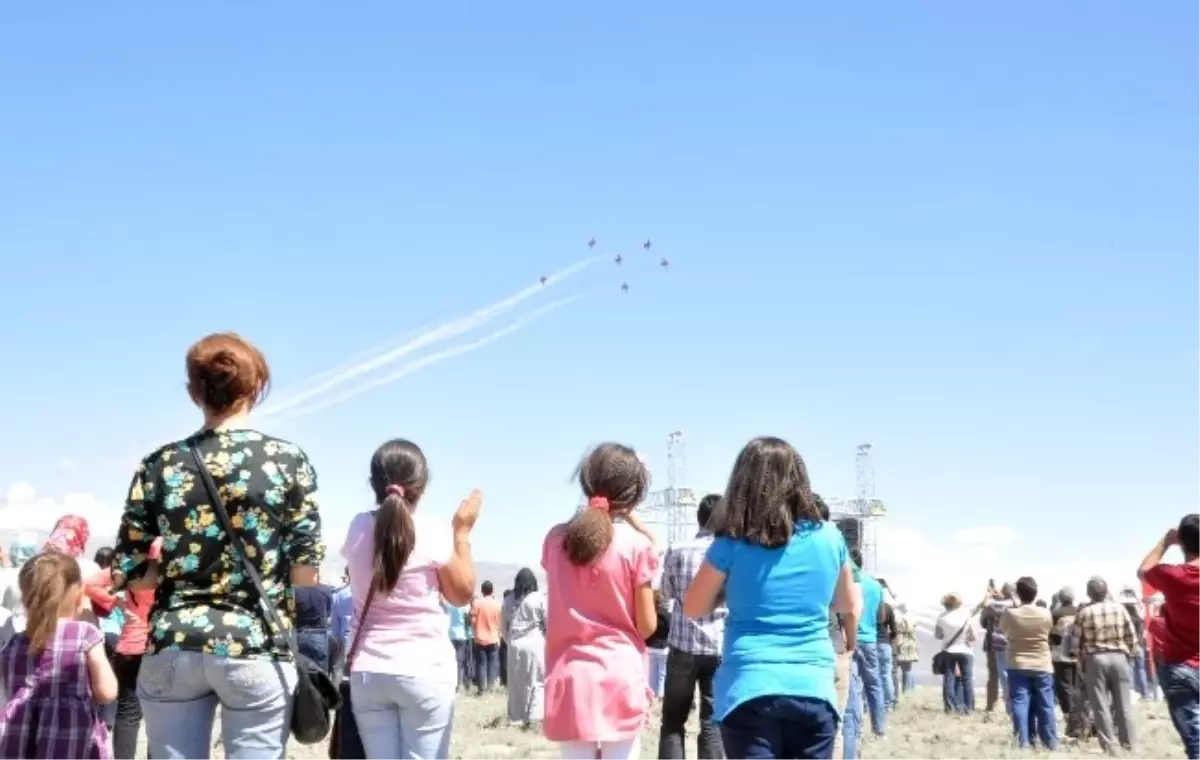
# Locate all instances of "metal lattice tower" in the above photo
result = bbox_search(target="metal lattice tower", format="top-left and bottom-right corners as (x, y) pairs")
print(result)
(855, 443), (885, 575)
(643, 430), (697, 546)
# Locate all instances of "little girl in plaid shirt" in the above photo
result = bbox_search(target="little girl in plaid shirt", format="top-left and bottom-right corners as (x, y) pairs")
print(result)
(0, 551), (119, 759)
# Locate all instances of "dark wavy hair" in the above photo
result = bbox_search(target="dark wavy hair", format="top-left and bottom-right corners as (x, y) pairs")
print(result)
(512, 568), (538, 602)
(710, 436), (818, 549)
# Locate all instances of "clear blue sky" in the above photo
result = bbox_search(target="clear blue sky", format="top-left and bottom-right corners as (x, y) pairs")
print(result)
(1, 3), (1195, 592)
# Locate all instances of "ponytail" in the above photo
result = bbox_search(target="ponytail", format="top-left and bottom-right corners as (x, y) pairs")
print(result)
(19, 552), (81, 654)
(562, 507), (614, 566)
(373, 492), (416, 592)
(566, 441), (650, 566)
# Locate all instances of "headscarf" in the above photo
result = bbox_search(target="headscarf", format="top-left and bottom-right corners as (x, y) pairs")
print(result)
(9, 534), (37, 568)
(44, 515), (90, 558)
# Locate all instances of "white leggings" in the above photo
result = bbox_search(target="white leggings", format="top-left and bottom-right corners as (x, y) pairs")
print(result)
(559, 737), (641, 760)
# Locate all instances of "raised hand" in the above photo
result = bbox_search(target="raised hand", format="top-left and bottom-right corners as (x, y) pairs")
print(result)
(453, 489), (483, 534)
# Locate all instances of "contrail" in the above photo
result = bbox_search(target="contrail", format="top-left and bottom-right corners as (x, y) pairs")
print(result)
(257, 255), (603, 419)
(263, 321), (434, 407)
(269, 295), (585, 423)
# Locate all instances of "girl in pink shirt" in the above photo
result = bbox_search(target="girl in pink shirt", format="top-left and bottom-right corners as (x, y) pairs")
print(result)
(542, 443), (661, 760)
(342, 439), (481, 760)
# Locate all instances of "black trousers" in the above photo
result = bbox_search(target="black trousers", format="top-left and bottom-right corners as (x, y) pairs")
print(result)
(1053, 661), (1077, 722)
(499, 639), (509, 687)
(112, 653), (143, 760)
(658, 649), (725, 759)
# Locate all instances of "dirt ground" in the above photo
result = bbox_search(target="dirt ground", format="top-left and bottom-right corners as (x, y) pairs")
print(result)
(156, 686), (1184, 759)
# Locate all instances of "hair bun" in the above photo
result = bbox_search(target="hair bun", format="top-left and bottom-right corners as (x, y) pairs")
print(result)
(186, 333), (271, 414)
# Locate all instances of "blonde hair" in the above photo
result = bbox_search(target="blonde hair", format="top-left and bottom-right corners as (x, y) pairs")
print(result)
(942, 592), (963, 611)
(19, 552), (82, 653)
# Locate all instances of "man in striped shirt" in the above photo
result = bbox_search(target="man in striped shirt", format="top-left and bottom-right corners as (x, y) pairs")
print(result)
(658, 494), (727, 759)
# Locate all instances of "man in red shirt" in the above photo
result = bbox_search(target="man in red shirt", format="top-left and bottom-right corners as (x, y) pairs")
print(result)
(1138, 514), (1199, 760)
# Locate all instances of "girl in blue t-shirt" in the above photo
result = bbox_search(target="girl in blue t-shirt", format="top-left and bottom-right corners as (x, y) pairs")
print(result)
(684, 436), (861, 760)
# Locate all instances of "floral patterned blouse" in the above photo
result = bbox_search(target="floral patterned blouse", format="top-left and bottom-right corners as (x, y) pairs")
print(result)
(112, 429), (325, 660)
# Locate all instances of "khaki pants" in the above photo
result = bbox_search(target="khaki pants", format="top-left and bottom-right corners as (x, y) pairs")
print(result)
(1084, 652), (1136, 753)
(833, 651), (853, 759)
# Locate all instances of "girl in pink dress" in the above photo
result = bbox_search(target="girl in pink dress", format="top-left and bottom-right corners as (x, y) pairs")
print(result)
(542, 443), (661, 760)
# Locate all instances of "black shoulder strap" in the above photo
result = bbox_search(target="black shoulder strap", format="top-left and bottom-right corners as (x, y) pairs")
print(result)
(190, 441), (300, 663)
(945, 617), (970, 649)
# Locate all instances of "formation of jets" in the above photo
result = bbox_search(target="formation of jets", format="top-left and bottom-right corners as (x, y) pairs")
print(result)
(539, 238), (669, 292)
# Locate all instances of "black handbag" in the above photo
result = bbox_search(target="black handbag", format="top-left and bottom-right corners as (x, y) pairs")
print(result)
(329, 584), (379, 759)
(931, 618), (971, 676)
(190, 445), (342, 745)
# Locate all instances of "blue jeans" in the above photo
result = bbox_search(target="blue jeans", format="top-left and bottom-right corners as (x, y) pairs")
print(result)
(1161, 663), (1200, 760)
(941, 652), (975, 714)
(474, 642), (501, 692)
(854, 644), (887, 735)
(647, 647), (668, 699)
(452, 639), (470, 690)
(877, 643), (895, 710)
(843, 661), (863, 760)
(297, 627), (331, 674)
(721, 695), (838, 759)
(350, 671), (456, 759)
(137, 650), (297, 760)
(1131, 647), (1151, 699)
(898, 661), (916, 693)
(1008, 670), (1058, 750)
(843, 647), (886, 759)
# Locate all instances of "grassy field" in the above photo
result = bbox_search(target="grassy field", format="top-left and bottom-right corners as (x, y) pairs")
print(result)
(192, 686), (1185, 759)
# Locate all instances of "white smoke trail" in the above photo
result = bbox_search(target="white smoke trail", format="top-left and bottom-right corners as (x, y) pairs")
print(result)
(265, 322), (434, 405)
(270, 295), (585, 423)
(257, 255), (602, 419)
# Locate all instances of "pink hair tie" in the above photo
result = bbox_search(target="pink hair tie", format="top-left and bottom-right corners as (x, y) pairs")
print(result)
(385, 484), (406, 499)
(588, 496), (610, 512)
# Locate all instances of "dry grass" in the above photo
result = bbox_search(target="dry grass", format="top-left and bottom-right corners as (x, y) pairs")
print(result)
(165, 686), (1186, 759)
